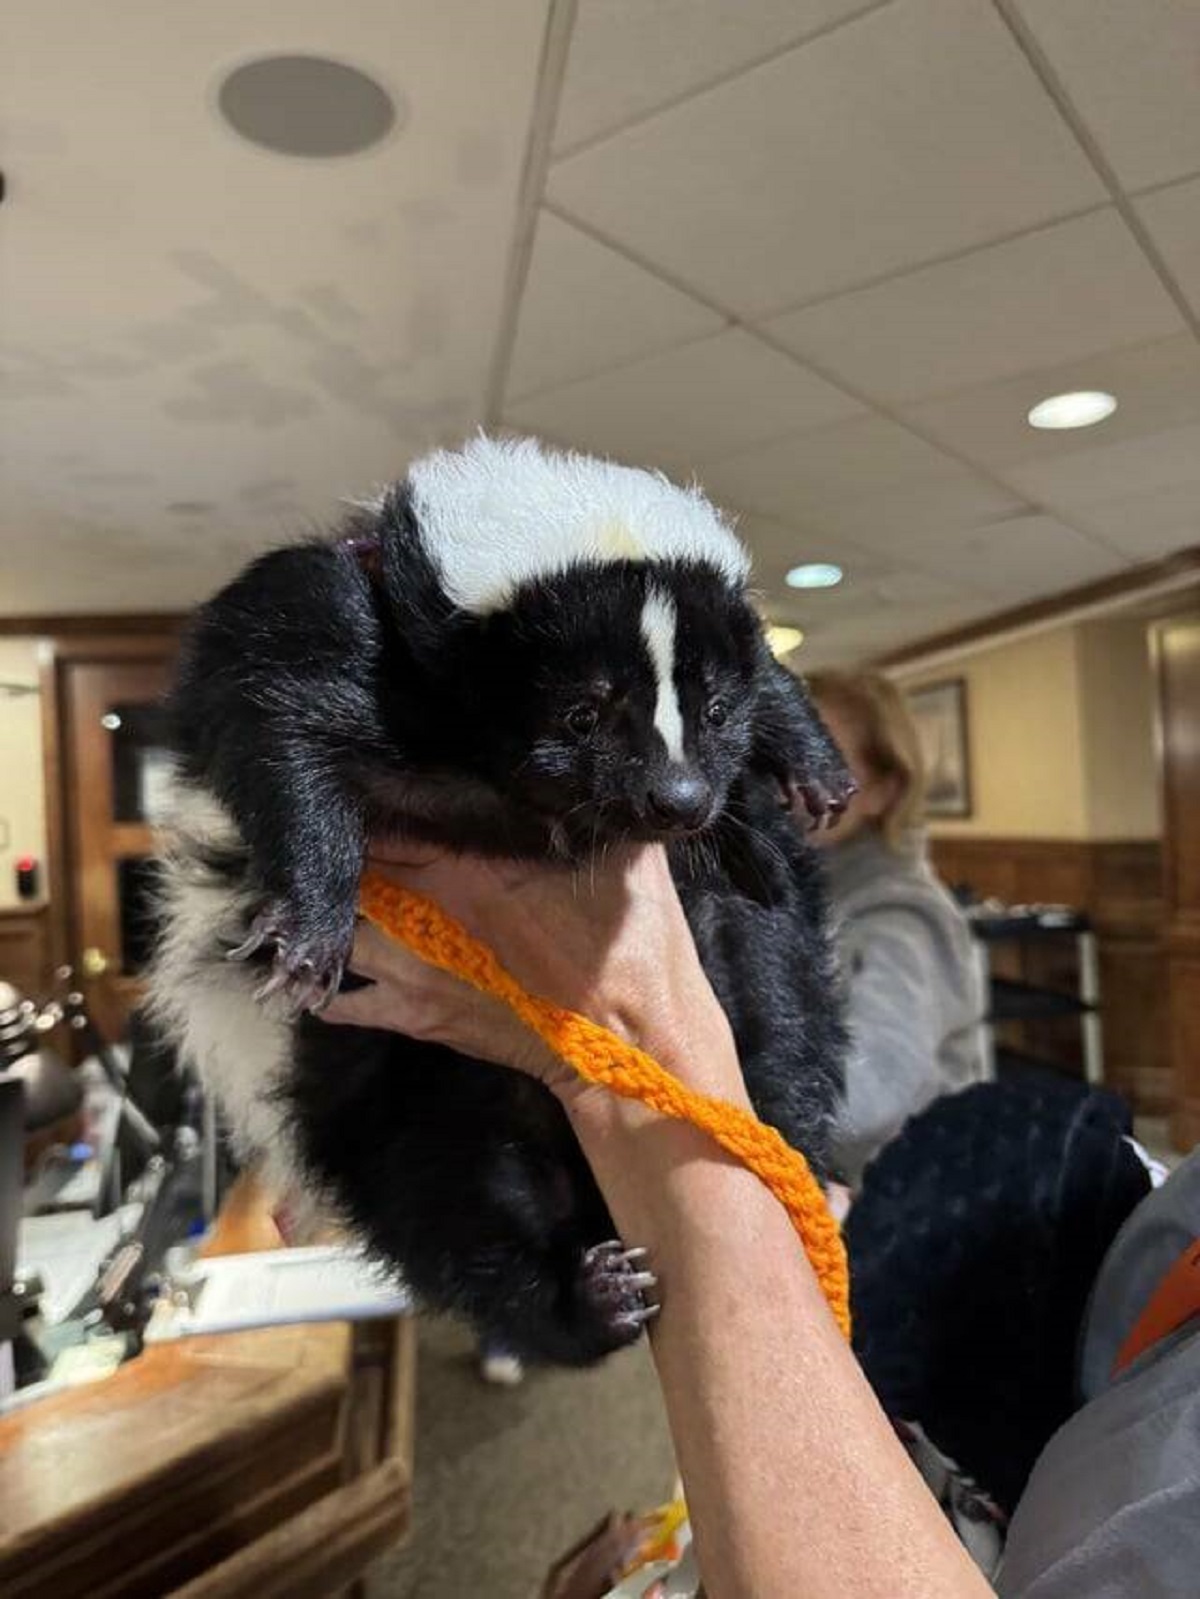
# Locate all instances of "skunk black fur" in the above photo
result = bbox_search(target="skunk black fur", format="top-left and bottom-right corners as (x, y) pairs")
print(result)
(153, 438), (850, 1365)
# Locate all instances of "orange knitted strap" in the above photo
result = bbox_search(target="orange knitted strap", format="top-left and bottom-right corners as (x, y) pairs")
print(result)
(359, 869), (851, 1338)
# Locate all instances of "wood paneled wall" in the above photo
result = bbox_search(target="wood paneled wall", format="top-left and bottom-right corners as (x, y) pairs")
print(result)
(0, 905), (52, 999)
(1155, 617), (1200, 1149)
(929, 836), (1169, 1114)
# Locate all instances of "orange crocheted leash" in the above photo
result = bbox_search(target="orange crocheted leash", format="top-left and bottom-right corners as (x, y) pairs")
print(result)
(359, 869), (851, 1338)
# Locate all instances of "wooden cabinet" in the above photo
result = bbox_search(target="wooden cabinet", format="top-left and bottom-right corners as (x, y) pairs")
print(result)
(0, 905), (51, 999)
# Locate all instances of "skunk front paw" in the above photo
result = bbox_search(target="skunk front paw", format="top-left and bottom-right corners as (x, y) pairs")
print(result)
(576, 1239), (659, 1352)
(791, 775), (856, 832)
(226, 899), (353, 1017)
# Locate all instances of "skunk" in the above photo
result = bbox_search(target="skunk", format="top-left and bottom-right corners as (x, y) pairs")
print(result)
(150, 436), (851, 1365)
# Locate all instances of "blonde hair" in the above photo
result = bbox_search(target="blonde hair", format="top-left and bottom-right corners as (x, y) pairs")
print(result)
(806, 669), (927, 850)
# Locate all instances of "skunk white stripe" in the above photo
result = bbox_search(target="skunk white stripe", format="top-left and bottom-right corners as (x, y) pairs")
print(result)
(407, 435), (748, 615)
(641, 592), (685, 761)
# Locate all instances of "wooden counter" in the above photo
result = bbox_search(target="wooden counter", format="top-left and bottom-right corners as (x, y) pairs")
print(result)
(0, 1178), (416, 1598)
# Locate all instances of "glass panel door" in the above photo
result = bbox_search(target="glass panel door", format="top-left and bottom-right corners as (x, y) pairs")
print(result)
(64, 657), (174, 1039)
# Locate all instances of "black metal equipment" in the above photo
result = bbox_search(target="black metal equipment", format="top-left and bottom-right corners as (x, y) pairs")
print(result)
(0, 968), (226, 1359)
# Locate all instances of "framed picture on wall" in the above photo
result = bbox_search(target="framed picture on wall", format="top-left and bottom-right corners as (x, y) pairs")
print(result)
(907, 678), (972, 819)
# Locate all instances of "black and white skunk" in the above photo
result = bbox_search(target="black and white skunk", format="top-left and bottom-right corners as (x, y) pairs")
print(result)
(150, 435), (851, 1366)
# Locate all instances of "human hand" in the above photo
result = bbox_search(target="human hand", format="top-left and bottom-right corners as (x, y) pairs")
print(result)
(321, 842), (737, 1105)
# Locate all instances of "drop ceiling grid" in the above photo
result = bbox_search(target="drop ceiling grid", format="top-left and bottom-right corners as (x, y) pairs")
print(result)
(550, 0), (894, 159)
(503, 211), (729, 401)
(6, 0), (1199, 638)
(501, 0), (1200, 618)
(503, 209), (1141, 598)
(502, 288), (1051, 622)
(1004, 0), (1200, 195)
(543, 0), (1108, 318)
(541, 0), (1200, 328)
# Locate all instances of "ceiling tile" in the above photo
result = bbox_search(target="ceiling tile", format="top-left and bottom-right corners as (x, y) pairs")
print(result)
(870, 570), (976, 607)
(553, 0), (872, 154)
(504, 329), (863, 475)
(905, 334), (1200, 472)
(786, 568), (975, 629)
(505, 211), (725, 400)
(899, 513), (1122, 597)
(1136, 177), (1200, 325)
(548, 0), (1105, 317)
(735, 512), (931, 626)
(734, 511), (896, 584)
(1011, 0), (1200, 191)
(761, 209), (1182, 405)
(2, 0), (551, 610)
(1056, 480), (1200, 561)
(794, 598), (993, 666)
(700, 414), (1021, 526)
(1001, 420), (1200, 544)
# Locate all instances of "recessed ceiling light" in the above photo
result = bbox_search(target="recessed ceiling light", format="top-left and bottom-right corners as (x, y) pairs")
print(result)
(785, 563), (843, 590)
(766, 624), (805, 658)
(1027, 390), (1117, 431)
(218, 55), (400, 158)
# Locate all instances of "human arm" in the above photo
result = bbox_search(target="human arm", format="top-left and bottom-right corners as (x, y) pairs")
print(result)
(323, 848), (989, 1598)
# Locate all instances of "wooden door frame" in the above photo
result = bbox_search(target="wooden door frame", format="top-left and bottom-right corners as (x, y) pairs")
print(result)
(38, 630), (183, 979)
(1150, 611), (1200, 1148)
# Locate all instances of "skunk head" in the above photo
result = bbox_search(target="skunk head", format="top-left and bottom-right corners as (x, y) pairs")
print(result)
(375, 436), (839, 847)
(473, 557), (767, 843)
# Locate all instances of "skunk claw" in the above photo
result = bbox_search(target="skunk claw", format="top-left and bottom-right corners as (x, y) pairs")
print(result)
(232, 900), (351, 1016)
(625, 1272), (658, 1292)
(281, 961), (345, 1021)
(226, 921), (272, 961)
(795, 778), (857, 832)
(625, 1301), (661, 1327)
(578, 1240), (658, 1349)
(253, 966), (293, 1003)
(308, 967), (344, 1016)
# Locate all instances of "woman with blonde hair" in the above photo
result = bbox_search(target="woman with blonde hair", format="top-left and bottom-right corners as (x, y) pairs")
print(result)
(804, 669), (985, 1184)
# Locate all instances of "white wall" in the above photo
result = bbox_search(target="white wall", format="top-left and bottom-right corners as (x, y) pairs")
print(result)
(0, 639), (48, 908)
(896, 617), (1161, 841)
(900, 627), (1089, 839)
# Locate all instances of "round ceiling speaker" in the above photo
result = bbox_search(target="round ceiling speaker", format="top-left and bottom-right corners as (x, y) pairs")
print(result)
(218, 55), (399, 158)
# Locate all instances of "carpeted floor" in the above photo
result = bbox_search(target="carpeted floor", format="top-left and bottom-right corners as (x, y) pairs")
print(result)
(371, 1317), (676, 1599)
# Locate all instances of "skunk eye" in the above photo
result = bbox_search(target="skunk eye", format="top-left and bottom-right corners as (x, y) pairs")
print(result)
(566, 705), (599, 738)
(705, 697), (729, 728)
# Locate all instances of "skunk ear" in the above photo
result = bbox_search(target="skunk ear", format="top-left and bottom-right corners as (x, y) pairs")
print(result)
(374, 485), (471, 671)
(751, 657), (856, 831)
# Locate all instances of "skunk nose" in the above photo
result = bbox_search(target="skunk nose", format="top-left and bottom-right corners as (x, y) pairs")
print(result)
(646, 770), (713, 830)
